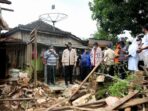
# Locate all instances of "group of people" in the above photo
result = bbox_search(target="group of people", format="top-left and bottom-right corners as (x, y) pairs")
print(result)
(115, 24), (148, 73)
(42, 41), (103, 86)
(43, 42), (77, 86)
(42, 24), (148, 86)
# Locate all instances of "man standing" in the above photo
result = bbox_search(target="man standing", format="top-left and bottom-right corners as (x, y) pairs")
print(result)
(62, 42), (77, 86)
(118, 39), (128, 79)
(104, 44), (115, 76)
(90, 42), (103, 68)
(80, 49), (91, 80)
(138, 24), (148, 69)
(127, 40), (139, 72)
(44, 45), (58, 85)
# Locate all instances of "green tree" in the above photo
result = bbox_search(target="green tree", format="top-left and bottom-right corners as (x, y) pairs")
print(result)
(89, 0), (148, 36)
(93, 28), (117, 44)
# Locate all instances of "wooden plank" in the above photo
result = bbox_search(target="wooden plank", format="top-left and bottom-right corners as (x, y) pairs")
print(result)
(45, 99), (68, 111)
(77, 99), (106, 107)
(34, 29), (38, 86)
(69, 59), (103, 101)
(119, 97), (148, 109)
(50, 106), (94, 111)
(50, 99), (105, 111)
(107, 90), (139, 110)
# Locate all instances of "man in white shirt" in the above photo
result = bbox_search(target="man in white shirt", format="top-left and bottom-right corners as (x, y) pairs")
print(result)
(104, 44), (115, 76)
(138, 24), (148, 69)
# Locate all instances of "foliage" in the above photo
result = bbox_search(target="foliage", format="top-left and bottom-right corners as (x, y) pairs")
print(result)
(93, 28), (118, 44)
(108, 80), (129, 97)
(96, 74), (142, 98)
(108, 74), (142, 97)
(89, 0), (148, 36)
(96, 86), (108, 99)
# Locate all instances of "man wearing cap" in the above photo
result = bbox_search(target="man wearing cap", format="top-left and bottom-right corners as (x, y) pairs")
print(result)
(44, 45), (58, 85)
(62, 42), (77, 86)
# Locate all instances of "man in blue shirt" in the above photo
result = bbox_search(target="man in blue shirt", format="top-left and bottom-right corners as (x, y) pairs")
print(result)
(80, 49), (91, 80)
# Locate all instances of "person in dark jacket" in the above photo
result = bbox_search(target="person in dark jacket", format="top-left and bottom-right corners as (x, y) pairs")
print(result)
(80, 49), (91, 80)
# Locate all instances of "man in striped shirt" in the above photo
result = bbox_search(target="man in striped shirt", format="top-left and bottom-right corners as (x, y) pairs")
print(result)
(44, 45), (58, 85)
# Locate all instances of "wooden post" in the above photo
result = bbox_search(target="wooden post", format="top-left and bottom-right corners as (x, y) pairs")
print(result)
(34, 29), (37, 86)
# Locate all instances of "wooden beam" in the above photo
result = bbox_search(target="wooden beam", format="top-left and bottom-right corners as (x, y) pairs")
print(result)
(0, 0), (11, 4)
(34, 29), (37, 86)
(50, 99), (106, 111)
(107, 90), (139, 110)
(77, 99), (105, 107)
(69, 59), (103, 101)
(119, 97), (148, 109)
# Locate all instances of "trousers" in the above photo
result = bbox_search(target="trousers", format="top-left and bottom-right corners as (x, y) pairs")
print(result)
(47, 65), (56, 85)
(64, 65), (74, 85)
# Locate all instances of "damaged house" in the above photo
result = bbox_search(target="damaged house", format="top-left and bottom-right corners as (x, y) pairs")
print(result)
(2, 20), (85, 77)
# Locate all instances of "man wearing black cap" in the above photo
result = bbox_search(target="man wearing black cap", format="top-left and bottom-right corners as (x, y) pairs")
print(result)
(62, 42), (77, 86)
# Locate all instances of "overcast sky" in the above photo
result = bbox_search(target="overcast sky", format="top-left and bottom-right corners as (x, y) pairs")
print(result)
(2, 0), (97, 39)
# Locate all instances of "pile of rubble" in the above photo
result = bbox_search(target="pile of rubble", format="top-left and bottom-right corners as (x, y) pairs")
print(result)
(0, 72), (55, 111)
(0, 69), (148, 111)
(0, 72), (95, 111)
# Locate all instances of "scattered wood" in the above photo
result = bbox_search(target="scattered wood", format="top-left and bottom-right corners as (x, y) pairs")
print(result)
(107, 90), (139, 110)
(70, 90), (87, 102)
(50, 105), (94, 111)
(0, 61), (147, 111)
(77, 99), (106, 107)
(119, 97), (148, 109)
(72, 93), (91, 106)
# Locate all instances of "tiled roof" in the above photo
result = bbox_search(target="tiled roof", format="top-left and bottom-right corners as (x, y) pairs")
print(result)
(18, 19), (69, 35)
(5, 19), (82, 42)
